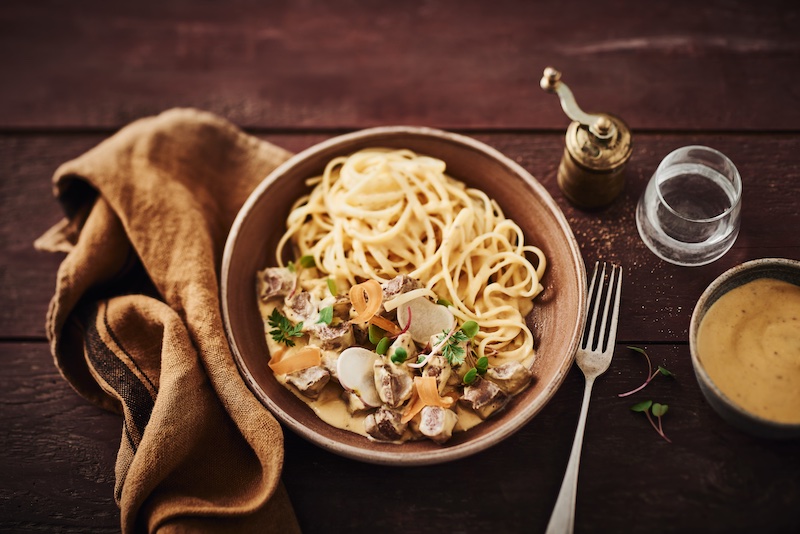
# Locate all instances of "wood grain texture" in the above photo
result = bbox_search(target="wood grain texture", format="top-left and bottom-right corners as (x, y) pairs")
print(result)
(4, 342), (799, 533)
(1, 0), (798, 130)
(2, 1), (800, 530)
(0, 343), (119, 533)
(5, 132), (799, 341)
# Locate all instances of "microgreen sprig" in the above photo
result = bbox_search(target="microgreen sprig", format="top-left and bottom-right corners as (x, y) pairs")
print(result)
(267, 308), (304, 347)
(299, 255), (316, 268)
(368, 324), (385, 345)
(317, 305), (333, 325)
(631, 400), (672, 443)
(390, 347), (408, 364)
(463, 367), (478, 385)
(618, 346), (674, 398)
(376, 337), (390, 355)
(326, 278), (337, 296)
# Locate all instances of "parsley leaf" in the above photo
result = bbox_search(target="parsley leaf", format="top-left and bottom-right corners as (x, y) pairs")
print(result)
(442, 329), (469, 366)
(268, 308), (304, 347)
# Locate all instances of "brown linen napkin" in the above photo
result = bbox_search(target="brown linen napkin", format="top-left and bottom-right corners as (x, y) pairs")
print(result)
(35, 108), (302, 533)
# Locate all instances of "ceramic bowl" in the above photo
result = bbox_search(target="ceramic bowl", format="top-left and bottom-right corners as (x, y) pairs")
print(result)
(221, 126), (587, 464)
(689, 258), (800, 439)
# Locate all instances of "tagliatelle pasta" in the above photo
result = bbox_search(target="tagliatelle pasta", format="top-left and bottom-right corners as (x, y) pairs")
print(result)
(276, 148), (546, 366)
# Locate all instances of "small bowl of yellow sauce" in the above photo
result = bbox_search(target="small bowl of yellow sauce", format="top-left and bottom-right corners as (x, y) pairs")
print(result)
(690, 258), (800, 439)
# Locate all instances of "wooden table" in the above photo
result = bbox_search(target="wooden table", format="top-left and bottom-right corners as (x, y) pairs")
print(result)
(2, 1), (799, 532)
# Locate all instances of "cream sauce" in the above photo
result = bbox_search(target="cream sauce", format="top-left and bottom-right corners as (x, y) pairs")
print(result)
(697, 278), (800, 424)
(259, 288), (521, 440)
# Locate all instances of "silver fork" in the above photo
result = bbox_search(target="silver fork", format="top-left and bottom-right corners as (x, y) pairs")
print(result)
(545, 262), (623, 534)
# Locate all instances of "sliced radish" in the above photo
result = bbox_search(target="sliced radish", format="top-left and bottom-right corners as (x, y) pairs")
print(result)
(336, 347), (382, 407)
(397, 297), (455, 345)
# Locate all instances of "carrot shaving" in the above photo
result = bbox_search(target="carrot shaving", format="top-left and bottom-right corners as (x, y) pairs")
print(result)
(349, 280), (383, 324)
(401, 376), (453, 424)
(401, 389), (423, 424)
(269, 345), (322, 375)
(369, 314), (402, 336)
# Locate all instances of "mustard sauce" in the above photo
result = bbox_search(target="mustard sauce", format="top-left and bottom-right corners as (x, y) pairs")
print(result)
(697, 278), (800, 424)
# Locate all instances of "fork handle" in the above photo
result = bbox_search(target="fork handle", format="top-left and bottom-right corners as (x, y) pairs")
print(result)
(544, 377), (596, 534)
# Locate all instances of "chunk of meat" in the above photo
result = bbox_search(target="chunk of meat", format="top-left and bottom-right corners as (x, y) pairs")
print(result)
(283, 291), (315, 324)
(423, 354), (452, 394)
(257, 267), (296, 301)
(460, 377), (509, 420)
(373, 360), (414, 407)
(285, 365), (330, 399)
(381, 275), (420, 302)
(418, 406), (458, 444)
(485, 361), (532, 395)
(364, 406), (407, 442)
(307, 322), (355, 352)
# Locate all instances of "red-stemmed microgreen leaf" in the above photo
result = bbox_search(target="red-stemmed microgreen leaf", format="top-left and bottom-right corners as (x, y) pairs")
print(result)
(618, 346), (674, 397)
(631, 400), (672, 443)
(657, 366), (673, 378)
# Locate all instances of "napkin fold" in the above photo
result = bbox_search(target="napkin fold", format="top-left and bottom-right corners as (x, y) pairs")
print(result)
(35, 108), (301, 533)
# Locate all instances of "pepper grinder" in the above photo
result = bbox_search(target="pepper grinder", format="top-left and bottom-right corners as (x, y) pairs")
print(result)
(540, 67), (632, 209)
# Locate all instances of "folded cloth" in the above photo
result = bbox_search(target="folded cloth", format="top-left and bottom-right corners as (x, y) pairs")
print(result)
(35, 108), (301, 533)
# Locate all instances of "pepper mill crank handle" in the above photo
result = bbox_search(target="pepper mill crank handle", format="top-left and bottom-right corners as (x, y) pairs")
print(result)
(540, 67), (615, 140)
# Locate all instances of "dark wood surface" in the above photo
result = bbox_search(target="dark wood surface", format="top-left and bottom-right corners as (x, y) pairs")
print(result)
(2, 1), (799, 533)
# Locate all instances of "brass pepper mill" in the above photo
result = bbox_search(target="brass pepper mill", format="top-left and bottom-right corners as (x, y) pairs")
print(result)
(540, 67), (632, 208)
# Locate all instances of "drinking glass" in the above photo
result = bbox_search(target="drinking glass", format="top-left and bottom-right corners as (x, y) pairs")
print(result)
(636, 146), (742, 266)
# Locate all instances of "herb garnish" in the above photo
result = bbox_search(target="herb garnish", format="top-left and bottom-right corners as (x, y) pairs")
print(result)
(326, 278), (337, 296)
(368, 324), (385, 345)
(390, 347), (408, 364)
(461, 320), (479, 338)
(317, 305), (333, 325)
(437, 297), (453, 307)
(444, 320), (480, 367)
(268, 308), (304, 347)
(475, 356), (489, 375)
(442, 329), (469, 365)
(299, 255), (316, 268)
(618, 346), (674, 397)
(631, 400), (672, 443)
(376, 337), (390, 355)
(463, 367), (478, 385)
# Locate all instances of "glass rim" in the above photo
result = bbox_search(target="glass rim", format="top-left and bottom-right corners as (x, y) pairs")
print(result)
(655, 145), (742, 223)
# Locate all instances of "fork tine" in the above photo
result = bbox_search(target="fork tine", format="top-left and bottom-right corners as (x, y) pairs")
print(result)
(606, 266), (623, 350)
(596, 265), (623, 353)
(583, 261), (605, 349)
